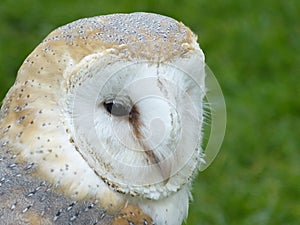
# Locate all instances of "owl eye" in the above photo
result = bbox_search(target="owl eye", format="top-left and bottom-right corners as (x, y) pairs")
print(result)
(103, 100), (131, 117)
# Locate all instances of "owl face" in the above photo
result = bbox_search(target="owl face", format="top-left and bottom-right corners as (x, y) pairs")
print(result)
(67, 50), (205, 199)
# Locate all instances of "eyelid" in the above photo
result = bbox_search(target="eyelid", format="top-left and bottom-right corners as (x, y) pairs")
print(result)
(105, 98), (114, 104)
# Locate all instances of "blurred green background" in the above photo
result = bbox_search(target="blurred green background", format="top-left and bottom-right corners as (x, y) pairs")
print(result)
(0, 0), (299, 224)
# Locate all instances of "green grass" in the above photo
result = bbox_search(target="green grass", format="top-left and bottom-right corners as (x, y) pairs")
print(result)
(1, 0), (299, 224)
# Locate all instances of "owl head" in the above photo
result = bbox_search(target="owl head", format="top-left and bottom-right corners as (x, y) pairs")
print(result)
(0, 13), (225, 208)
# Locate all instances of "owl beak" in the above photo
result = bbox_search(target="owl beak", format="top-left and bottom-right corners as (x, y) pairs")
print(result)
(142, 116), (176, 182)
(144, 148), (172, 182)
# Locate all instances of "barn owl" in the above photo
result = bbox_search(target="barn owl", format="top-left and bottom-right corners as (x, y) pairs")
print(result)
(0, 12), (224, 225)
